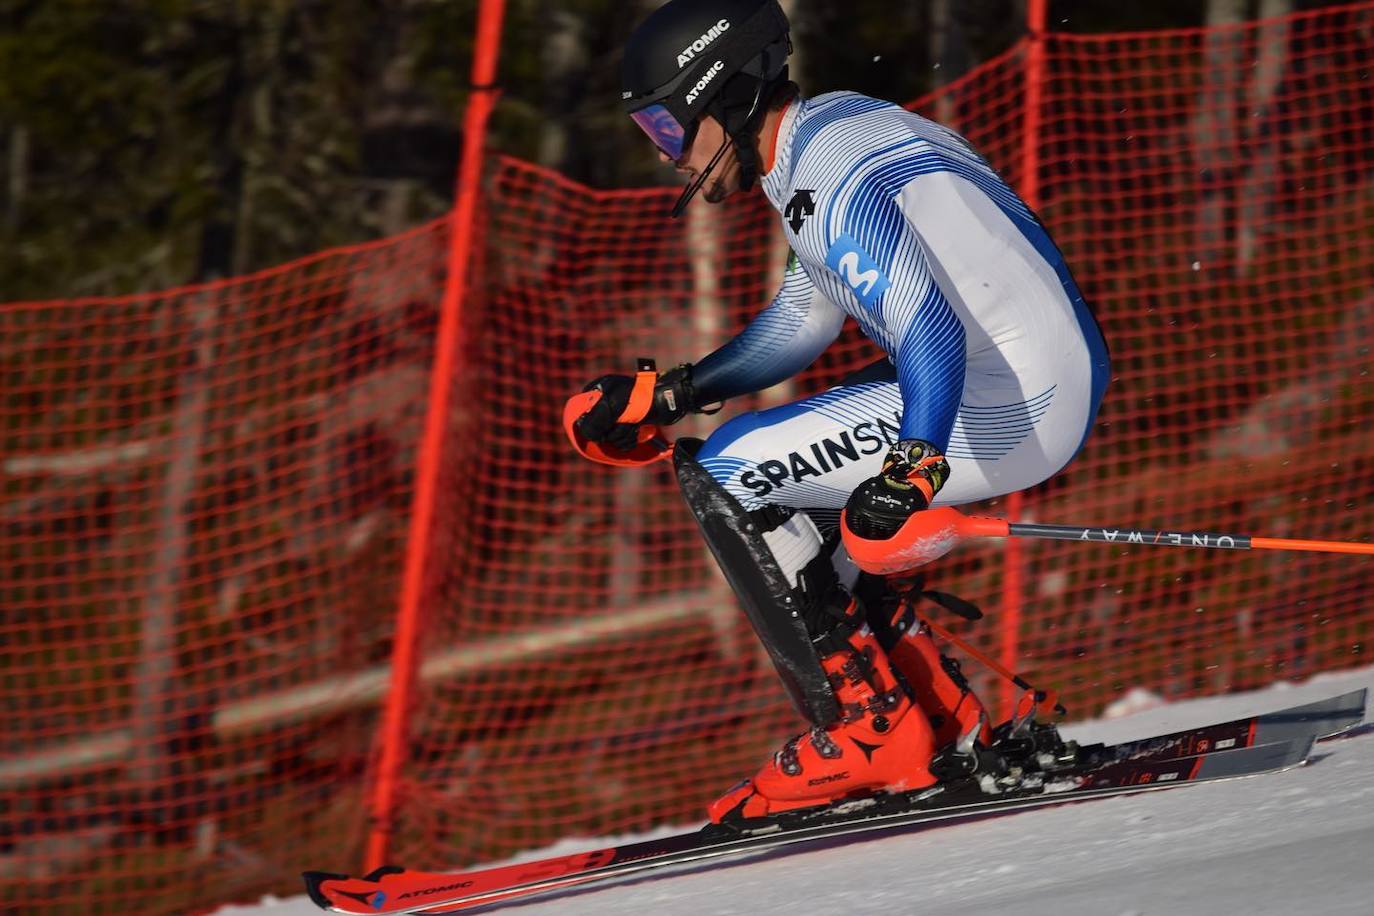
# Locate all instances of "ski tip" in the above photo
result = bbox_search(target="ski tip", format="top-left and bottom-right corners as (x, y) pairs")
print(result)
(1297, 733), (1318, 763)
(1349, 687), (1370, 727)
(301, 871), (351, 910)
(1272, 735), (1317, 771)
(1253, 688), (1370, 747)
(1305, 687), (1368, 731)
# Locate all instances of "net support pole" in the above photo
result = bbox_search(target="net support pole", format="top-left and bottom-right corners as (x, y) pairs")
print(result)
(1000, 0), (1049, 719)
(365, 0), (507, 871)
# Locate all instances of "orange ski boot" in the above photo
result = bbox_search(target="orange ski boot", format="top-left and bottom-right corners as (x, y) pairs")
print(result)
(708, 601), (938, 823)
(856, 574), (993, 750)
(887, 619), (991, 749)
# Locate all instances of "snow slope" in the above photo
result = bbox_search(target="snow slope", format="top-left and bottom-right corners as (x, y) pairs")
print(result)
(217, 665), (1374, 916)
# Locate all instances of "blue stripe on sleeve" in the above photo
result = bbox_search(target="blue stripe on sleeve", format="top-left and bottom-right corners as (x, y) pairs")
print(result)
(690, 258), (845, 405)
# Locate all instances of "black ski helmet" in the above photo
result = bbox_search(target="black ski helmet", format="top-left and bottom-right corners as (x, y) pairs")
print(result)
(622, 0), (791, 204)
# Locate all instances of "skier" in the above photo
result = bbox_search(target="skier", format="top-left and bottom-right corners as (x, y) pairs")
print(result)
(572, 0), (1110, 823)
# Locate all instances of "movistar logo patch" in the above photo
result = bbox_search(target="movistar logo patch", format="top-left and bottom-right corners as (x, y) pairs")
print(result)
(678, 18), (731, 68)
(826, 234), (891, 307)
(686, 60), (725, 106)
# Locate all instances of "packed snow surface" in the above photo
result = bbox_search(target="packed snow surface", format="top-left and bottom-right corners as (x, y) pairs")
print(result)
(217, 665), (1374, 916)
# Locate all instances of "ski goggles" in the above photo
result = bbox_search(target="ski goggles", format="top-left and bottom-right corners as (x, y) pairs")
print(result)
(629, 104), (697, 161)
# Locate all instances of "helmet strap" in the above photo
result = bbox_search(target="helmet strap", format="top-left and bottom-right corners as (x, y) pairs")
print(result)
(670, 134), (734, 219)
(716, 77), (770, 191)
(670, 75), (778, 219)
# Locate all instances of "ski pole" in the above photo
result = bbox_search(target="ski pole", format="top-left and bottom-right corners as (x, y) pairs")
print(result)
(981, 518), (1374, 556)
(843, 505), (1374, 575)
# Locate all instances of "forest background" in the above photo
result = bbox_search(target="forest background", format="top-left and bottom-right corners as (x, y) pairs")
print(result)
(0, 0), (1337, 301)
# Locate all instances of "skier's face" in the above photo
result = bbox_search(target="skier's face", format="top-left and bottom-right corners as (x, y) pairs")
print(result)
(659, 115), (740, 204)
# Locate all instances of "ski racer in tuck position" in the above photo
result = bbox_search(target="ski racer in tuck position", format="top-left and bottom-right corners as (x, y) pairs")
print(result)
(571, 0), (1111, 823)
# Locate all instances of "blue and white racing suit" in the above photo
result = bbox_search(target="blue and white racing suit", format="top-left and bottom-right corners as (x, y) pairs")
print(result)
(691, 92), (1110, 528)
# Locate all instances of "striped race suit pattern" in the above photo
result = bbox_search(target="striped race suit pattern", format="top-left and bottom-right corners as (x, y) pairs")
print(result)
(690, 92), (1110, 518)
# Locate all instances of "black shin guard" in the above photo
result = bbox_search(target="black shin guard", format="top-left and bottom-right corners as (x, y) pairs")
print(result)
(674, 440), (841, 726)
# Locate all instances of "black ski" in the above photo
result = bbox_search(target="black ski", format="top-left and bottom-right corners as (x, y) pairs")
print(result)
(1074, 687), (1365, 765)
(306, 739), (1310, 914)
(301, 713), (1344, 914)
(304, 690), (1363, 914)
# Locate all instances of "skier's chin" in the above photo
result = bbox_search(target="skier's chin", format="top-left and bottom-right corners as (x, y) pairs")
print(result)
(702, 177), (737, 204)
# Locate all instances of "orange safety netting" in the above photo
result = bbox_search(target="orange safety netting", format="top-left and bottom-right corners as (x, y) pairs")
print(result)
(5, 3), (1374, 912)
(2, 224), (450, 911)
